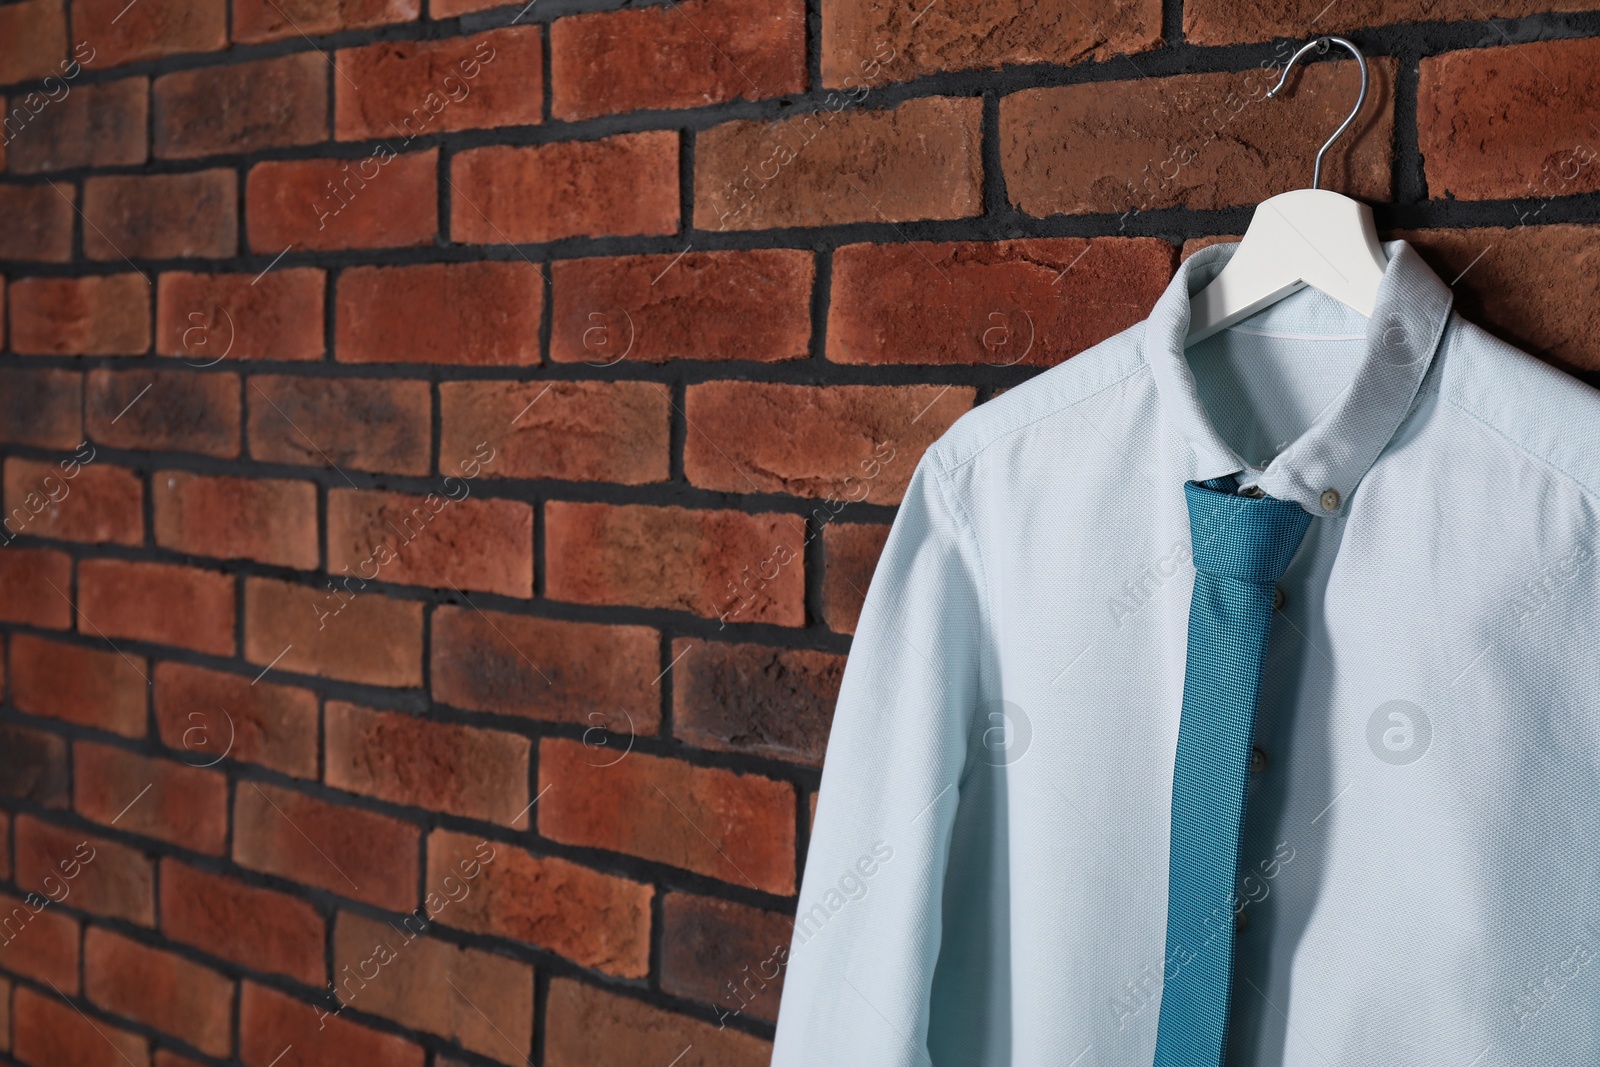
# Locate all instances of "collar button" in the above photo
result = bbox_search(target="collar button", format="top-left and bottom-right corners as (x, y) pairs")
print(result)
(1319, 488), (1341, 511)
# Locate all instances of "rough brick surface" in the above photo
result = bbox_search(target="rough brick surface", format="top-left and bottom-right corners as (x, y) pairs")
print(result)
(661, 892), (794, 1023)
(672, 638), (843, 766)
(9, 274), (150, 355)
(233, 0), (419, 43)
(3, 456), (143, 545)
(0, 184), (74, 262)
(544, 978), (772, 1067)
(84, 927), (234, 1056)
(239, 981), (425, 1067)
(0, 367), (81, 449)
(0, 725), (69, 808)
(156, 268), (326, 362)
(73, 742), (228, 853)
(153, 662), (320, 778)
(154, 470), (319, 568)
(10, 633), (147, 736)
(551, 0), (806, 121)
(161, 860), (325, 984)
(1184, 0), (1588, 44)
(247, 374), (431, 474)
(6, 77), (148, 174)
(335, 260), (542, 365)
(244, 576), (423, 687)
(822, 520), (890, 633)
(15, 817), (155, 925)
(0, 889), (81, 991)
(0, 547), (72, 628)
(78, 558), (236, 655)
(247, 149), (438, 252)
(13, 986), (150, 1067)
(82, 170), (238, 259)
(85, 367), (241, 457)
(75, 0), (228, 69)
(550, 249), (814, 363)
(0, 0), (66, 86)
(695, 96), (982, 230)
(153, 53), (328, 159)
(326, 487), (533, 596)
(1001, 58), (1396, 216)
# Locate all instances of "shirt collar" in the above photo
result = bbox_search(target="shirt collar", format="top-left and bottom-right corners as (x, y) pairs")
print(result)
(1144, 238), (1454, 518)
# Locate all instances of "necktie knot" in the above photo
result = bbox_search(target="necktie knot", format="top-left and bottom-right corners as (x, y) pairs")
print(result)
(1184, 477), (1313, 585)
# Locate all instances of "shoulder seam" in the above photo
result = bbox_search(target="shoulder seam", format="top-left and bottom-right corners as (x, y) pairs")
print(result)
(1437, 390), (1600, 505)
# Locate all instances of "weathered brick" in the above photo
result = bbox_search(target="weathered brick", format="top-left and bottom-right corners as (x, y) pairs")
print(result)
(85, 928), (233, 1057)
(661, 893), (793, 1023)
(0, 725), (69, 807)
(540, 737), (796, 893)
(0, 183), (74, 261)
(551, 0), (805, 121)
(233, 0), (419, 44)
(550, 249), (813, 363)
(328, 487), (532, 597)
(325, 701), (530, 824)
(1000, 59), (1396, 217)
(247, 149), (438, 252)
(15, 817), (154, 925)
(1185, 0), (1587, 45)
(822, 520), (889, 633)
(73, 742), (228, 854)
(825, 0), (1159, 86)
(672, 638), (842, 766)
(161, 859), (325, 985)
(6, 76), (147, 173)
(157, 268), (325, 362)
(155, 470), (319, 568)
(0, 0), (66, 86)
(78, 558), (236, 656)
(13, 986), (150, 1067)
(153, 662), (319, 778)
(239, 982), (425, 1067)
(426, 830), (653, 978)
(430, 606), (660, 731)
(684, 382), (970, 501)
(9, 274), (151, 355)
(336, 27), (541, 140)
(3, 455), (142, 545)
(828, 236), (1176, 365)
(451, 132), (678, 243)
(0, 367), (81, 448)
(0, 890), (80, 992)
(154, 53), (327, 159)
(10, 633), (147, 737)
(332, 911), (533, 1060)
(335, 261), (541, 365)
(85, 367), (240, 457)
(74, 0), (226, 67)
(247, 374), (430, 475)
(234, 781), (419, 911)
(82, 170), (237, 259)
(244, 576), (423, 688)
(546, 501), (806, 625)
(439, 380), (669, 483)
(695, 96), (981, 231)
(544, 978), (771, 1067)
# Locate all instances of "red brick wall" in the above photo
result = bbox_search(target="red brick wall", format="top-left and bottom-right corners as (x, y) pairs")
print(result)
(0, 0), (1597, 1063)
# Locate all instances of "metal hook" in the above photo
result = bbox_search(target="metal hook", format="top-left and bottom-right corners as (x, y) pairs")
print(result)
(1266, 36), (1369, 191)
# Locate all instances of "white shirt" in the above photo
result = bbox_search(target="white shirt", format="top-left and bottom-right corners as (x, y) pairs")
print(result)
(771, 238), (1600, 1066)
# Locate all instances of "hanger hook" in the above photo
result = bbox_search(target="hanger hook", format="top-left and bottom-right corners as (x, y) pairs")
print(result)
(1266, 36), (1369, 191)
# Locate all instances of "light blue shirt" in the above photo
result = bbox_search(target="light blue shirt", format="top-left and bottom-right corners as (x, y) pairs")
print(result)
(771, 239), (1600, 1066)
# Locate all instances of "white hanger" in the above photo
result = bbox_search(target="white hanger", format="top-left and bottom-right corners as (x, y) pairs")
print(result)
(1186, 37), (1388, 347)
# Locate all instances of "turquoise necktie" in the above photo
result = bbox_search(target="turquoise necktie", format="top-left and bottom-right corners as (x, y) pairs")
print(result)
(1152, 474), (1313, 1067)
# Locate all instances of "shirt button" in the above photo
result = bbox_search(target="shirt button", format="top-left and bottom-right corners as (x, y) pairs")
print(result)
(1319, 488), (1341, 511)
(1250, 746), (1268, 774)
(1272, 585), (1285, 611)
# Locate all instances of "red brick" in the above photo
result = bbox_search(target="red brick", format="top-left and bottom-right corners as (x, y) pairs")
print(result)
(336, 27), (541, 140)
(85, 928), (232, 1057)
(157, 268), (326, 362)
(154, 53), (327, 159)
(0, 891), (80, 992)
(13, 986), (150, 1067)
(335, 260), (541, 365)
(154, 1053), (208, 1067)
(3, 455), (142, 545)
(430, 606), (660, 731)
(332, 911), (533, 1060)
(439, 380), (669, 483)
(661, 892), (793, 1023)
(9, 274), (151, 355)
(684, 382), (970, 502)
(672, 638), (842, 766)
(550, 249), (813, 363)
(247, 149), (438, 252)
(451, 132), (677, 243)
(325, 701), (530, 824)
(328, 487), (531, 597)
(829, 236), (1176, 366)
(544, 978), (770, 1067)
(15, 817), (154, 925)
(426, 830), (652, 978)
(546, 501), (805, 625)
(1000, 59), (1396, 217)
(0, 0), (66, 86)
(1186, 0), (1586, 44)
(239, 982), (425, 1067)
(822, 521), (889, 633)
(540, 737), (796, 893)
(155, 470), (319, 568)
(0, 183), (73, 262)
(85, 367), (241, 457)
(247, 374), (431, 475)
(551, 0), (804, 121)
(6, 76), (148, 173)
(0, 725), (69, 808)
(78, 558), (235, 656)
(83, 170), (236, 260)
(696, 96), (981, 231)
(153, 662), (319, 778)
(244, 576), (423, 687)
(10, 634), (146, 737)
(233, 0), (419, 44)
(234, 781), (419, 911)
(73, 0), (227, 68)
(161, 859), (325, 985)
(73, 742), (228, 853)
(0, 367), (80, 449)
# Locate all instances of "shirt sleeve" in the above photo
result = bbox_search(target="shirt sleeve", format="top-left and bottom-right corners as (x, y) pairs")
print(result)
(770, 450), (989, 1067)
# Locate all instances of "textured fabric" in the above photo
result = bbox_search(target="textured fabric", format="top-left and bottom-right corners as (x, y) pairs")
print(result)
(1153, 474), (1312, 1067)
(769, 238), (1600, 1067)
